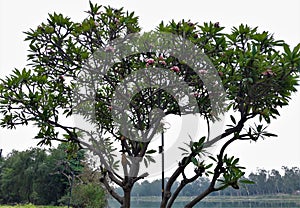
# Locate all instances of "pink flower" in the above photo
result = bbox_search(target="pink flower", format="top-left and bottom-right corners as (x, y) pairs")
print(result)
(193, 92), (200, 98)
(218, 71), (224, 76)
(213, 81), (219, 86)
(58, 75), (65, 81)
(94, 21), (100, 27)
(262, 69), (275, 76)
(199, 69), (207, 75)
(146, 63), (150, 67)
(159, 60), (166, 66)
(170, 66), (180, 73)
(146, 58), (155, 64)
(187, 21), (194, 27)
(159, 55), (164, 61)
(105, 45), (115, 53)
(114, 18), (120, 24)
(108, 106), (112, 111)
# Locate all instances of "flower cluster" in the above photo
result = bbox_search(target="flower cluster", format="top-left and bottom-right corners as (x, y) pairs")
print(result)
(58, 75), (65, 82)
(158, 55), (166, 65)
(144, 55), (180, 73)
(170, 66), (180, 73)
(105, 45), (115, 53)
(145, 58), (155, 67)
(199, 69), (207, 75)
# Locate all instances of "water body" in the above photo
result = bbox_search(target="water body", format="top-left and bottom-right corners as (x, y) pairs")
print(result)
(108, 199), (299, 208)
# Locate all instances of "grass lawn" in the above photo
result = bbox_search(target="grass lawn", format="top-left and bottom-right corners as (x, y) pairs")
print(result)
(0, 205), (66, 208)
(2, 195), (300, 207)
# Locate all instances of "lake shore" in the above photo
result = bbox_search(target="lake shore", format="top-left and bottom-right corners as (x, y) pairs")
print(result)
(1, 194), (299, 207)
(130, 194), (300, 203)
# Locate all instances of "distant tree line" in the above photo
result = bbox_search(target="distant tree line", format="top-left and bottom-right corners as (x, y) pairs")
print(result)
(125, 167), (300, 197)
(0, 145), (106, 207)
(247, 167), (300, 195)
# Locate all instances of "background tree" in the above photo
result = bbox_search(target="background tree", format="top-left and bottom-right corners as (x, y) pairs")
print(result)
(0, 2), (299, 208)
(0, 144), (106, 206)
(0, 148), (67, 205)
(281, 166), (300, 194)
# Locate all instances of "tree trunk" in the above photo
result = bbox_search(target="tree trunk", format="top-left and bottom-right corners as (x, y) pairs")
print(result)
(160, 191), (171, 208)
(121, 188), (132, 208)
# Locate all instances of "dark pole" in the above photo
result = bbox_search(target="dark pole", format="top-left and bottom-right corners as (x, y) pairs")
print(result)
(158, 95), (165, 199)
(161, 131), (165, 199)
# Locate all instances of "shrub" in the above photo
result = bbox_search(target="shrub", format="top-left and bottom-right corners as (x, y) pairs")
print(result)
(60, 183), (107, 208)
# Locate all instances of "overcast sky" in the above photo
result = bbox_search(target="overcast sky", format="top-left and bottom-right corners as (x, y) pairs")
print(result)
(0, 0), (299, 175)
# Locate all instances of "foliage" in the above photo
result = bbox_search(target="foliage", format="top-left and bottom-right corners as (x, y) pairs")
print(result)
(59, 157), (107, 208)
(0, 205), (66, 208)
(0, 145), (106, 206)
(0, 148), (67, 205)
(0, 2), (299, 208)
(65, 183), (106, 208)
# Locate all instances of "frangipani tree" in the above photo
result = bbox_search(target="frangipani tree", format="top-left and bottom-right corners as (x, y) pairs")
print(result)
(0, 2), (299, 208)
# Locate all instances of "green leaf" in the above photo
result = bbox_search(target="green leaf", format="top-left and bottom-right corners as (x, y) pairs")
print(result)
(199, 136), (206, 144)
(240, 179), (255, 184)
(178, 147), (189, 153)
(81, 51), (89, 59)
(262, 132), (277, 137)
(145, 155), (155, 163)
(230, 115), (236, 125)
(232, 158), (239, 165)
(208, 156), (217, 162)
(146, 149), (157, 154)
(191, 157), (198, 166)
(283, 44), (291, 56)
(292, 43), (300, 54)
(44, 26), (54, 34)
(256, 124), (263, 132)
(144, 158), (148, 168)
(251, 45), (257, 56)
(231, 182), (239, 189)
(205, 163), (213, 169)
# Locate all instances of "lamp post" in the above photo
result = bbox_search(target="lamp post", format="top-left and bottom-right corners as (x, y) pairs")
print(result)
(159, 119), (170, 199)
(159, 131), (165, 199)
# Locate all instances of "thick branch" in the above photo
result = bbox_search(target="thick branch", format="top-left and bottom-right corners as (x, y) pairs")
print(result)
(185, 136), (239, 207)
(167, 171), (201, 208)
(203, 114), (247, 148)
(184, 187), (212, 208)
(101, 176), (123, 204)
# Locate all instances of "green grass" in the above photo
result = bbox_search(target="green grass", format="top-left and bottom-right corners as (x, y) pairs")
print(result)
(2, 195), (300, 207)
(0, 205), (66, 208)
